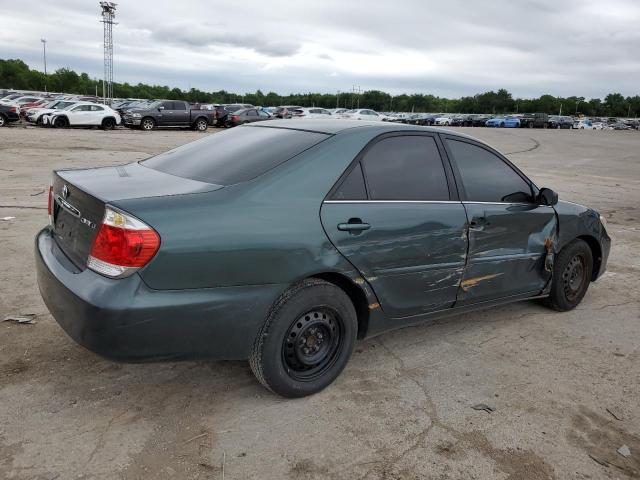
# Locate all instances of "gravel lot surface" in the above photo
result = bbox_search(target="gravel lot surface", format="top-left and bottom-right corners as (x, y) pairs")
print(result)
(0, 125), (639, 479)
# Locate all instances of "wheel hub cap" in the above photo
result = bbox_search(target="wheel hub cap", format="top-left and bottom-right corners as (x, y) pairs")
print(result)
(283, 309), (342, 379)
(562, 254), (586, 300)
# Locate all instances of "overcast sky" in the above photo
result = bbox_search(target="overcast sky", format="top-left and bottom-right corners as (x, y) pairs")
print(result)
(1, 0), (639, 98)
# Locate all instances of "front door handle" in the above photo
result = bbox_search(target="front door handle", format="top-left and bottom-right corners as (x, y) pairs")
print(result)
(338, 218), (370, 233)
(469, 216), (488, 230)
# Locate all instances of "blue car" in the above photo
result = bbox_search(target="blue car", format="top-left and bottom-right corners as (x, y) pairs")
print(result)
(486, 116), (520, 128)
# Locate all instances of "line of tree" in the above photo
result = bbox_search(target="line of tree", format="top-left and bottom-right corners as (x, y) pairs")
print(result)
(1, 58), (639, 117)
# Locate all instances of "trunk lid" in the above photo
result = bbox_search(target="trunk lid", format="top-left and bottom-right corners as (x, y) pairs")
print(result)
(51, 162), (222, 269)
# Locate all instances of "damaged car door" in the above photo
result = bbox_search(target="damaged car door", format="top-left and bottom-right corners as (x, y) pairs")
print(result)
(442, 136), (557, 305)
(321, 133), (468, 318)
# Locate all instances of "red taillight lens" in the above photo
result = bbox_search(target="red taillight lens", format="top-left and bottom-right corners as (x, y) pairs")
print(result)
(87, 207), (160, 278)
(91, 224), (160, 267)
(9, 107), (17, 113)
(232, 115), (239, 121)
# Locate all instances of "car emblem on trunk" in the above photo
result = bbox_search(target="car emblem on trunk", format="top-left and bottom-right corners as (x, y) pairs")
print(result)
(62, 185), (70, 199)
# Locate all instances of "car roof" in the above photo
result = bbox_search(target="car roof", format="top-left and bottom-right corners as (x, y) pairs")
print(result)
(246, 119), (476, 139)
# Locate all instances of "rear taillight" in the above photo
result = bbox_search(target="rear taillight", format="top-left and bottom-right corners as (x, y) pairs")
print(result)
(9, 107), (17, 113)
(87, 207), (160, 278)
(47, 184), (53, 224)
(231, 115), (239, 121)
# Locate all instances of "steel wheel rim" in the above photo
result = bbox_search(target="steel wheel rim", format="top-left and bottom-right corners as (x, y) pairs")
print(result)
(282, 308), (344, 381)
(562, 253), (587, 302)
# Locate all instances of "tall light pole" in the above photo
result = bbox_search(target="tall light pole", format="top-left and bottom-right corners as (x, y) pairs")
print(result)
(100, 2), (117, 104)
(40, 38), (47, 75)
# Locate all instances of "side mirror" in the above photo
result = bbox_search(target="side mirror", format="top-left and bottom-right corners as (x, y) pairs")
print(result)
(538, 187), (558, 206)
(158, 106), (164, 111)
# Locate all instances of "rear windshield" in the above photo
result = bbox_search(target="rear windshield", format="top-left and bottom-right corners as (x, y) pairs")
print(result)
(141, 126), (329, 185)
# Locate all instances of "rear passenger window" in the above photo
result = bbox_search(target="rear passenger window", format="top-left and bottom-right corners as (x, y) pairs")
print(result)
(445, 139), (533, 203)
(173, 102), (186, 110)
(361, 136), (449, 201)
(332, 163), (367, 200)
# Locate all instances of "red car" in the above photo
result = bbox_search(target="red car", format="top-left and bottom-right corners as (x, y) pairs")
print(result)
(20, 98), (50, 116)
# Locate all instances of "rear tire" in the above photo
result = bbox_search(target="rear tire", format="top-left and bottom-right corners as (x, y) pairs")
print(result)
(0, 114), (6, 127)
(194, 118), (208, 131)
(249, 279), (357, 398)
(543, 239), (593, 311)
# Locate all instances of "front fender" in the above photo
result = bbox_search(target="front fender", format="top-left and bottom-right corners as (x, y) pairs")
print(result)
(554, 200), (611, 280)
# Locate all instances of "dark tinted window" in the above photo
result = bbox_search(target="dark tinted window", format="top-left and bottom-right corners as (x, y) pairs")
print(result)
(361, 136), (449, 200)
(332, 163), (367, 200)
(142, 126), (328, 185)
(161, 101), (174, 109)
(173, 102), (186, 110)
(445, 139), (533, 203)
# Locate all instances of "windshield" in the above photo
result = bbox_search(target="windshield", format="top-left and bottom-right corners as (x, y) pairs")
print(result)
(142, 126), (329, 185)
(56, 101), (75, 109)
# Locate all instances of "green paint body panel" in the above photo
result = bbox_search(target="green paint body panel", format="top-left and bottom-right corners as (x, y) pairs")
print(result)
(34, 121), (611, 361)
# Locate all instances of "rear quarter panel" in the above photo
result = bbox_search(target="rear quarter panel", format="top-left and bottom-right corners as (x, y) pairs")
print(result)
(113, 129), (383, 291)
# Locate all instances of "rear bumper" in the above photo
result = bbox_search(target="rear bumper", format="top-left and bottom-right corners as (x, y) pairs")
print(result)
(35, 228), (284, 361)
(2, 112), (19, 122)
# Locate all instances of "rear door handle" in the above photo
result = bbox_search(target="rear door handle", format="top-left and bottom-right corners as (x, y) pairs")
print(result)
(337, 219), (370, 232)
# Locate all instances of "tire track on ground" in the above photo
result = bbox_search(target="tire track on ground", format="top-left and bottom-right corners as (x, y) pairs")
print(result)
(504, 137), (541, 156)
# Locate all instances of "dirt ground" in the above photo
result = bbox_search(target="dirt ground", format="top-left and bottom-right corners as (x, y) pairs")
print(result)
(0, 124), (639, 480)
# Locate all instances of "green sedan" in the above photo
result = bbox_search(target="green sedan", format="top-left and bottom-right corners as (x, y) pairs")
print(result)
(36, 120), (610, 397)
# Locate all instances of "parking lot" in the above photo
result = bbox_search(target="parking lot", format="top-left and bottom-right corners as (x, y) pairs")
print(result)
(0, 125), (639, 479)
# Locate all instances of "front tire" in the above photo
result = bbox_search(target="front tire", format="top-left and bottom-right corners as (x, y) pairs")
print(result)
(102, 117), (116, 130)
(544, 239), (593, 311)
(249, 279), (357, 398)
(140, 117), (155, 131)
(53, 116), (68, 128)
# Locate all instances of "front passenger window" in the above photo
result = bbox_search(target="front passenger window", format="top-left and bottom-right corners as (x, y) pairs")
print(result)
(445, 139), (533, 203)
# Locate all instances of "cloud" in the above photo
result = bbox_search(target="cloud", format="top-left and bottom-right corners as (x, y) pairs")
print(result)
(149, 23), (301, 57)
(1, 0), (639, 97)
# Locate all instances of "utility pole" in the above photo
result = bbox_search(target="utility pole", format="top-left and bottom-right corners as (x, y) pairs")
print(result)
(40, 38), (47, 92)
(100, 2), (117, 105)
(559, 103), (563, 116)
(352, 85), (362, 109)
(336, 90), (340, 109)
(40, 38), (47, 75)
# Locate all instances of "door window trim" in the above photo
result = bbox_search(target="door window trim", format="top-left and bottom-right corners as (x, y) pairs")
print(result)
(325, 131), (459, 202)
(439, 134), (540, 204)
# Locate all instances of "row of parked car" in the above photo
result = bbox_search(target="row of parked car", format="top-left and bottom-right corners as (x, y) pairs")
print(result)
(386, 112), (640, 130)
(2, 89), (638, 132)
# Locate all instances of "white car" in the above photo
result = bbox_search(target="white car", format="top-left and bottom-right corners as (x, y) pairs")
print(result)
(328, 108), (349, 116)
(591, 122), (605, 130)
(572, 119), (594, 130)
(43, 102), (121, 129)
(290, 107), (333, 119)
(27, 100), (78, 125)
(434, 115), (453, 126)
(341, 109), (385, 121)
